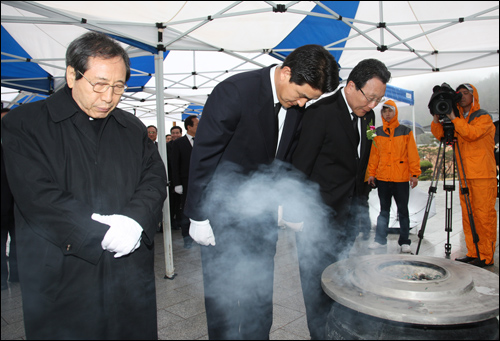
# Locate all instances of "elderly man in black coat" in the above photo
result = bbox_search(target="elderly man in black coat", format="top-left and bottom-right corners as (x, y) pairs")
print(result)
(1, 32), (167, 340)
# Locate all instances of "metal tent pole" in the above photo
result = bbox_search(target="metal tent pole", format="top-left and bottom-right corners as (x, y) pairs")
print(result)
(155, 47), (175, 279)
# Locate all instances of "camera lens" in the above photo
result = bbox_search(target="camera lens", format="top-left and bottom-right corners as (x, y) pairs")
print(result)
(436, 100), (450, 116)
(428, 83), (461, 118)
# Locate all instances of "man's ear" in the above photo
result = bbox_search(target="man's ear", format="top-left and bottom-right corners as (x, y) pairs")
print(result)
(280, 66), (292, 82)
(66, 65), (76, 89)
(345, 80), (356, 95)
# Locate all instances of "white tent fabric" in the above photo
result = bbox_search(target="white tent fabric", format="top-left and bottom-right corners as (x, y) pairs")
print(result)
(2, 1), (499, 122)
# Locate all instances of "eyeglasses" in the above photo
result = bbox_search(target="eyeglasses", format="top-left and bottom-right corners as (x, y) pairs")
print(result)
(358, 87), (385, 105)
(77, 71), (127, 95)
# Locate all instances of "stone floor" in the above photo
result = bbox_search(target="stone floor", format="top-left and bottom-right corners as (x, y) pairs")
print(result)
(2, 181), (499, 340)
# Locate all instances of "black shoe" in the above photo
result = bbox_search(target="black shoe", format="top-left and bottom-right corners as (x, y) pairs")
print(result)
(455, 256), (477, 263)
(468, 258), (494, 268)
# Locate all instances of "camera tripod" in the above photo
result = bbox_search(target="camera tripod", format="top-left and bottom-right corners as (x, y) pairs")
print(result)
(415, 129), (481, 261)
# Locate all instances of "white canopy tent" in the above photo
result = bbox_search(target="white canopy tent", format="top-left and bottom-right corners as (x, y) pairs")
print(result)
(2, 1), (499, 277)
(2, 1), (498, 118)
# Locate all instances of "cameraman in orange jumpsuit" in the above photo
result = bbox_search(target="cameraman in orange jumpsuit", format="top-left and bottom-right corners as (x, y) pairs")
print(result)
(431, 83), (497, 267)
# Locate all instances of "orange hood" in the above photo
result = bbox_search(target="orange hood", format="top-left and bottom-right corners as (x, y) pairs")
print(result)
(456, 83), (481, 117)
(381, 99), (399, 135)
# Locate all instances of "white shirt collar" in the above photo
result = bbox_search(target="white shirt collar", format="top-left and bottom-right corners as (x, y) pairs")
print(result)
(341, 87), (361, 156)
(340, 87), (354, 115)
(270, 65), (279, 105)
(186, 133), (195, 145)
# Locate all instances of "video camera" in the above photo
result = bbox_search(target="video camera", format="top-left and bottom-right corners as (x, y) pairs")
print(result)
(428, 83), (462, 119)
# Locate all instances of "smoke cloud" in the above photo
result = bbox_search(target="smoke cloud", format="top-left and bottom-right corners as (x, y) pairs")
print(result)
(196, 159), (358, 338)
(201, 159), (332, 229)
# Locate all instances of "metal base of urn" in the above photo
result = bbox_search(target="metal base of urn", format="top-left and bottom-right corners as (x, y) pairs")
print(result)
(322, 255), (499, 340)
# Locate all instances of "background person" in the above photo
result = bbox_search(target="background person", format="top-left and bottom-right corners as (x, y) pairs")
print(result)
(147, 125), (158, 147)
(367, 100), (421, 253)
(431, 83), (497, 268)
(1, 32), (167, 340)
(171, 115), (199, 248)
(170, 125), (182, 141)
(167, 125), (183, 230)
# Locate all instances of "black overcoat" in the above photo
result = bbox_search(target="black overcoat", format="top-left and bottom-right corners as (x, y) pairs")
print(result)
(291, 88), (375, 339)
(293, 88), (374, 221)
(1, 86), (167, 340)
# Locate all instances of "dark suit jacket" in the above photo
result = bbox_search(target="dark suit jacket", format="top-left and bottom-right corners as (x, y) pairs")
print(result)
(171, 134), (193, 205)
(184, 65), (303, 221)
(292, 88), (375, 223)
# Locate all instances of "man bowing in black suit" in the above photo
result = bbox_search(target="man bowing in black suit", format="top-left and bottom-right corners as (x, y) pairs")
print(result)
(184, 45), (339, 340)
(292, 59), (391, 339)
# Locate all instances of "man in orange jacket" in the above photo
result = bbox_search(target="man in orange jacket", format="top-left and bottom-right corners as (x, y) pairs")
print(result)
(431, 83), (497, 268)
(367, 100), (421, 253)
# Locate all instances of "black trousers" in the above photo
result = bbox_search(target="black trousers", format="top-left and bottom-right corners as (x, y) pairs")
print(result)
(200, 221), (278, 340)
(295, 217), (358, 340)
(374, 180), (411, 246)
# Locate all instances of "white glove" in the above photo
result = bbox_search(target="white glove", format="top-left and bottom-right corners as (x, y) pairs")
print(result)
(277, 205), (304, 232)
(189, 219), (216, 246)
(278, 205), (286, 228)
(92, 213), (143, 258)
(174, 185), (183, 195)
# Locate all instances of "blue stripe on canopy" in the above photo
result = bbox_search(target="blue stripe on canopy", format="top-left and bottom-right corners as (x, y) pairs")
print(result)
(1, 25), (54, 94)
(182, 104), (203, 121)
(9, 93), (49, 109)
(271, 1), (360, 62)
(106, 33), (169, 92)
(1, 27), (167, 96)
(125, 55), (163, 92)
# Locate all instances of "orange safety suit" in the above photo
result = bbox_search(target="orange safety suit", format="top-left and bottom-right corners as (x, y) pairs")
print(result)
(431, 84), (497, 264)
(368, 101), (421, 182)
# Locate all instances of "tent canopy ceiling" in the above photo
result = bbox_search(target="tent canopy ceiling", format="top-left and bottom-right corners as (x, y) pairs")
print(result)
(2, 1), (498, 122)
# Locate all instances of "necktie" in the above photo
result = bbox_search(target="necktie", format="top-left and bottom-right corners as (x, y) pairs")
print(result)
(274, 102), (282, 116)
(351, 112), (360, 146)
